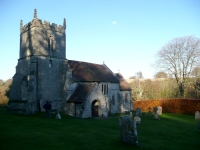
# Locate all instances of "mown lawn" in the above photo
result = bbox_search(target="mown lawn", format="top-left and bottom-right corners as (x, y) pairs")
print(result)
(0, 108), (199, 150)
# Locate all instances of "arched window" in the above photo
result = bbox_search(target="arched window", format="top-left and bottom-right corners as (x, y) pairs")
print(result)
(125, 93), (128, 102)
(101, 83), (108, 95)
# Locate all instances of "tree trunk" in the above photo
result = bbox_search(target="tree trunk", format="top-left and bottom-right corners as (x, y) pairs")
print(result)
(179, 83), (184, 97)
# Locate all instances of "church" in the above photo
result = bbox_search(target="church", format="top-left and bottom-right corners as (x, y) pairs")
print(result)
(7, 10), (133, 118)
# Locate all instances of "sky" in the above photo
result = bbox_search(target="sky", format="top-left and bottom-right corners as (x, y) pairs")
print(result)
(0, 0), (200, 81)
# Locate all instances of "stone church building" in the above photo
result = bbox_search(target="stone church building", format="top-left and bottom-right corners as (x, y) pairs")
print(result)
(7, 10), (133, 118)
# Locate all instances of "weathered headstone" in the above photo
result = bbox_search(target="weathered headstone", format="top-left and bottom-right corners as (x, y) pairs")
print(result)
(55, 109), (61, 119)
(153, 107), (158, 113)
(56, 113), (61, 119)
(157, 106), (162, 115)
(195, 111), (200, 120)
(119, 115), (138, 146)
(134, 116), (141, 125)
(135, 107), (142, 117)
(130, 112), (132, 118)
(153, 107), (160, 120)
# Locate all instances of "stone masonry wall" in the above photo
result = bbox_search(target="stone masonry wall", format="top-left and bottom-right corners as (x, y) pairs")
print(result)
(20, 20), (65, 59)
(82, 83), (107, 118)
(120, 91), (133, 112)
(98, 82), (120, 114)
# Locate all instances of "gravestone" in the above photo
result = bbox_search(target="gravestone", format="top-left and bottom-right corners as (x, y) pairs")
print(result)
(130, 112), (132, 118)
(157, 106), (162, 115)
(56, 113), (61, 119)
(195, 111), (200, 120)
(134, 116), (141, 125)
(119, 115), (138, 146)
(135, 107), (142, 117)
(55, 109), (61, 119)
(153, 107), (160, 120)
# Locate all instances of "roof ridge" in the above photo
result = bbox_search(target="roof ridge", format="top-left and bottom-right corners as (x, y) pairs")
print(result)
(68, 60), (102, 66)
(103, 64), (120, 82)
(66, 83), (79, 101)
(119, 73), (132, 90)
(115, 73), (132, 91)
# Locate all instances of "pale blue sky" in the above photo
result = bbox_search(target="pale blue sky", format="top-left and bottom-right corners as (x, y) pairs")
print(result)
(0, 0), (200, 81)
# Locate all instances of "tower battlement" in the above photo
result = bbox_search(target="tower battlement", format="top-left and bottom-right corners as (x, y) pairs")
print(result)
(20, 9), (66, 34)
(19, 9), (66, 59)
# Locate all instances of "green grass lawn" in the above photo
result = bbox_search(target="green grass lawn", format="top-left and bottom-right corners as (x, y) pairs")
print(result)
(0, 108), (199, 150)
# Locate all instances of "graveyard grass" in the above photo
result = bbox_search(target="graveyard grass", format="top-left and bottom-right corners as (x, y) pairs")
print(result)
(0, 108), (199, 150)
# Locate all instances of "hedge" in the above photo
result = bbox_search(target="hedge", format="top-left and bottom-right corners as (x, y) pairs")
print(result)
(134, 98), (200, 114)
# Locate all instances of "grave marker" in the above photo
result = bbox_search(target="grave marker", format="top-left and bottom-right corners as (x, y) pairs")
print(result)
(119, 115), (138, 146)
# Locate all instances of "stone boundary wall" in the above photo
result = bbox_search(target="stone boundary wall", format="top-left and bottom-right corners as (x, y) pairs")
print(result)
(134, 98), (200, 114)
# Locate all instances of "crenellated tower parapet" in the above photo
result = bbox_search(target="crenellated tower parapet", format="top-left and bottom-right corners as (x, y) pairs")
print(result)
(20, 18), (66, 35)
(19, 9), (66, 59)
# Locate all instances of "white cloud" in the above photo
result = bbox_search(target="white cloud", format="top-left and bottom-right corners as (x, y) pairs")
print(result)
(112, 21), (117, 25)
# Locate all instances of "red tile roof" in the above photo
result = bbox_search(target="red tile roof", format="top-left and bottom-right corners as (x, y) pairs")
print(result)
(68, 60), (119, 82)
(67, 83), (95, 103)
(115, 73), (132, 91)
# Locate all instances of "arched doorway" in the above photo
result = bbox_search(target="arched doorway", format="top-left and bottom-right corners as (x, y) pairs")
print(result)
(92, 100), (100, 117)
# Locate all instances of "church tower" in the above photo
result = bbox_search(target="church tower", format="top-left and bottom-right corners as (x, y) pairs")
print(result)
(7, 9), (70, 113)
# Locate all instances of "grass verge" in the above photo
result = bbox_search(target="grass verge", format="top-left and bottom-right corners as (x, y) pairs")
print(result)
(0, 108), (199, 150)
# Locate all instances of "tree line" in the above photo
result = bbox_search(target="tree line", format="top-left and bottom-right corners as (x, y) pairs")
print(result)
(130, 36), (200, 100)
(0, 79), (12, 107)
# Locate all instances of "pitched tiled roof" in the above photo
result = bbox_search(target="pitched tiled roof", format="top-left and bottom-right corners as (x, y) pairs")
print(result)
(68, 60), (119, 82)
(115, 73), (132, 91)
(67, 83), (95, 103)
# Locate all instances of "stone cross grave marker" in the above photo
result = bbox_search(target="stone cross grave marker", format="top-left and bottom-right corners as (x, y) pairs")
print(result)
(119, 115), (138, 146)
(195, 111), (200, 120)
(153, 107), (160, 120)
(135, 107), (142, 117)
(130, 112), (132, 118)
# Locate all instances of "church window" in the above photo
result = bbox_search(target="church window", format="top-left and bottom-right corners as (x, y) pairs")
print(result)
(49, 36), (54, 57)
(101, 83), (108, 95)
(106, 84), (108, 94)
(125, 93), (128, 102)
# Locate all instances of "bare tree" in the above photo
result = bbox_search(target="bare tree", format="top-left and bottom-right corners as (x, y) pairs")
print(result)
(135, 71), (143, 79)
(155, 36), (200, 97)
(191, 67), (200, 97)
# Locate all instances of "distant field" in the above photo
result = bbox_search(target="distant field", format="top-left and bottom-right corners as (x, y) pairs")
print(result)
(0, 108), (199, 150)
